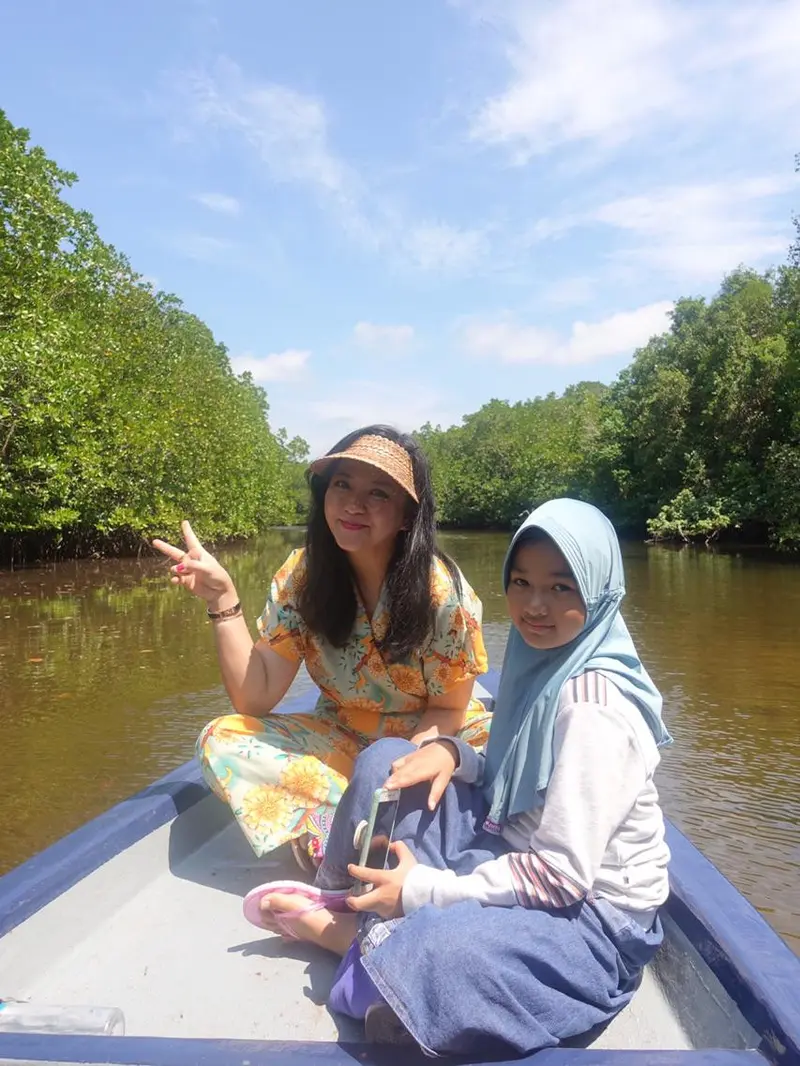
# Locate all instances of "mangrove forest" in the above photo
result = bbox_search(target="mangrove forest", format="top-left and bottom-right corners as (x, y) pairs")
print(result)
(2, 110), (799, 559)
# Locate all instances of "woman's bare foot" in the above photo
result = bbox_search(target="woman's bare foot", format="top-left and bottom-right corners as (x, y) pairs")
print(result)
(259, 892), (358, 956)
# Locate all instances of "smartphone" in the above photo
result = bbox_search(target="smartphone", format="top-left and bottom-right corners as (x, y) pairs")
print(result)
(352, 787), (400, 895)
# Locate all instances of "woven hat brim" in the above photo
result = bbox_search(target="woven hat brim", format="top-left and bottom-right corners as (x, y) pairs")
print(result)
(308, 448), (418, 503)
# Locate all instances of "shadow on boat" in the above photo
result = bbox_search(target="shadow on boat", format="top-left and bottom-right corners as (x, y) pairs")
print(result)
(167, 783), (285, 896)
(228, 934), (339, 1007)
(165, 787), (364, 1042)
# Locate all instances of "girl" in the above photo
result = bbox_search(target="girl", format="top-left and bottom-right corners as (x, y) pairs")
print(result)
(247, 498), (672, 1057)
(153, 425), (491, 868)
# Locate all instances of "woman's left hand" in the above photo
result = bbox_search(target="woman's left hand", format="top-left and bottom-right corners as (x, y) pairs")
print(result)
(347, 841), (418, 919)
(385, 739), (458, 810)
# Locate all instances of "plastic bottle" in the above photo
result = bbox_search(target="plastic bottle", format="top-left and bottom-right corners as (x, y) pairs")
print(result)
(0, 1000), (125, 1035)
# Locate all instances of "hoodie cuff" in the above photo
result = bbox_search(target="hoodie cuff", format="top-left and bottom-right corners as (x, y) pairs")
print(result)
(401, 864), (459, 915)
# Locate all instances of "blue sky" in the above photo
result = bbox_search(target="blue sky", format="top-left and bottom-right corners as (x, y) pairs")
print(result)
(3, 0), (799, 454)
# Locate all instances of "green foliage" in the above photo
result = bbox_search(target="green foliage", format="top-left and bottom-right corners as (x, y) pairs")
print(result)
(419, 262), (800, 549)
(275, 429), (311, 523)
(416, 382), (608, 529)
(647, 489), (732, 544)
(0, 110), (306, 558)
(790, 153), (800, 270)
(601, 267), (800, 547)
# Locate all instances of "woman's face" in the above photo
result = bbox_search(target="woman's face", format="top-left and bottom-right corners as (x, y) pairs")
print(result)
(324, 458), (409, 557)
(506, 538), (587, 650)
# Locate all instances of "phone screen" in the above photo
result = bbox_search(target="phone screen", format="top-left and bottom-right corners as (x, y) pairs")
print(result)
(362, 801), (399, 870)
(353, 788), (400, 894)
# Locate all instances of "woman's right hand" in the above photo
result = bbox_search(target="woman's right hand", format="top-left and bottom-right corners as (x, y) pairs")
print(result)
(384, 740), (458, 811)
(152, 520), (238, 610)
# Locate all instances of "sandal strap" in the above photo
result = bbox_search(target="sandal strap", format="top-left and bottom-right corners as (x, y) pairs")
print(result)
(244, 880), (351, 933)
(271, 897), (328, 939)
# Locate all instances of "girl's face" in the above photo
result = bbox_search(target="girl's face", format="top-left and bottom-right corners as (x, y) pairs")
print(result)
(506, 538), (587, 650)
(324, 458), (409, 557)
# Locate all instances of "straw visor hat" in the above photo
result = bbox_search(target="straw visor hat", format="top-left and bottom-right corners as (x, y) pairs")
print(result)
(308, 434), (419, 503)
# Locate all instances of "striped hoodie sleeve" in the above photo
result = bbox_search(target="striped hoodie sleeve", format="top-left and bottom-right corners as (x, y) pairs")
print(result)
(506, 851), (585, 908)
(402, 842), (586, 914)
(402, 672), (647, 916)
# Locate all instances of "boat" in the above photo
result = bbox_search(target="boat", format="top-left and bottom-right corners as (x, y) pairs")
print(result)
(1, 669), (799, 1066)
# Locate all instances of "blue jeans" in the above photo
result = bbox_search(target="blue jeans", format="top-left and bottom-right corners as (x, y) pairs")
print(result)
(315, 737), (504, 891)
(317, 738), (664, 1058)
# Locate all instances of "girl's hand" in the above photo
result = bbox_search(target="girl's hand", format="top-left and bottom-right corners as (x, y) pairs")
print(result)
(385, 740), (457, 811)
(347, 841), (417, 919)
(152, 520), (237, 609)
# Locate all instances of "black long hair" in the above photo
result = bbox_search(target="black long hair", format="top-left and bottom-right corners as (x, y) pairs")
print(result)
(297, 424), (462, 661)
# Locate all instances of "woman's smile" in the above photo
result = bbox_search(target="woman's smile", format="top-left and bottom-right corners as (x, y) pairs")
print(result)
(324, 458), (408, 555)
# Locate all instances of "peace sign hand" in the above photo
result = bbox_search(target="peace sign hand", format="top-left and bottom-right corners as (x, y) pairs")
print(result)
(346, 840), (418, 919)
(152, 520), (238, 609)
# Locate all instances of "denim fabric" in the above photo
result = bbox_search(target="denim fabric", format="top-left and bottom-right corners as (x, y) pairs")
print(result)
(314, 737), (504, 892)
(365, 896), (663, 1058)
(320, 738), (663, 1058)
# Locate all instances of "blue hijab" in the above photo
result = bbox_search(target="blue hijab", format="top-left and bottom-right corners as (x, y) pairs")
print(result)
(483, 498), (672, 829)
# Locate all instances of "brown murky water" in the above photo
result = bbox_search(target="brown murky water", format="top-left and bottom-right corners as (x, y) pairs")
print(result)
(1, 531), (798, 953)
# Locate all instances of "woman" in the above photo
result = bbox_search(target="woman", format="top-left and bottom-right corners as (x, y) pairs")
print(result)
(249, 499), (671, 1056)
(153, 425), (491, 868)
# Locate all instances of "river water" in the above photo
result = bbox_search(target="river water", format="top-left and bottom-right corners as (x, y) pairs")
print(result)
(1, 530), (798, 953)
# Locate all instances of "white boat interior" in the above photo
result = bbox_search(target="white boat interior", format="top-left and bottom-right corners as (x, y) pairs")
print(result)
(0, 730), (762, 1053)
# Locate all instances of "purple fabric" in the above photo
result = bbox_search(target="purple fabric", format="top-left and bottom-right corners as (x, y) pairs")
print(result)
(329, 941), (384, 1019)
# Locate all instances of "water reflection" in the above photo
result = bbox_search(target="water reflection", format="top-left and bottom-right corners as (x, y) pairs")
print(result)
(1, 531), (798, 954)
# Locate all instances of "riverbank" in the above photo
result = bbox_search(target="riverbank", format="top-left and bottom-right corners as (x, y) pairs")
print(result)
(0, 525), (310, 570)
(4, 519), (799, 570)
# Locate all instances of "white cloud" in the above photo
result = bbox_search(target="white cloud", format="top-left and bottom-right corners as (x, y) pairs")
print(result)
(532, 176), (795, 282)
(231, 349), (310, 383)
(593, 178), (794, 280)
(176, 58), (367, 237)
(562, 302), (675, 364)
(170, 59), (491, 274)
(353, 322), (415, 353)
(472, 0), (683, 159)
(469, 0), (800, 160)
(192, 192), (241, 215)
(461, 301), (674, 365)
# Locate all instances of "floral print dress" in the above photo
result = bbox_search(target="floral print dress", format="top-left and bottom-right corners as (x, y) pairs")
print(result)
(197, 549), (492, 858)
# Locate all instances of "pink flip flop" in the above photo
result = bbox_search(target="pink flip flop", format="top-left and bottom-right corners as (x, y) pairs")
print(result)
(243, 880), (351, 938)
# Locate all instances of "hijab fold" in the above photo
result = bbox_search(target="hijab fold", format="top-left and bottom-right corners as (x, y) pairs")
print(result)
(483, 499), (672, 829)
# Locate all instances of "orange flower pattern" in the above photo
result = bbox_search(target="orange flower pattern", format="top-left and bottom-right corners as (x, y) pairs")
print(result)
(240, 785), (295, 831)
(279, 756), (333, 805)
(197, 549), (492, 857)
